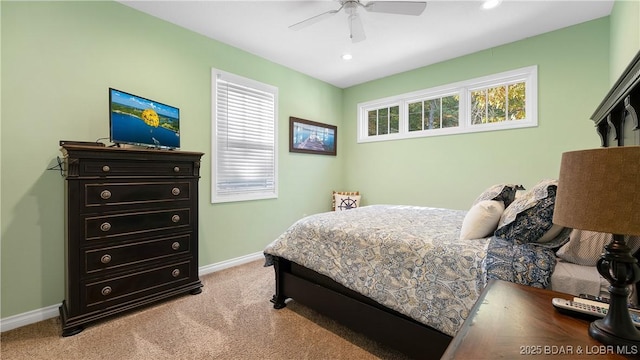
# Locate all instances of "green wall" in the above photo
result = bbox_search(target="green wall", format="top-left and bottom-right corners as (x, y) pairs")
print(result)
(610, 0), (640, 82)
(0, 1), (343, 318)
(0, 0), (635, 322)
(342, 18), (610, 210)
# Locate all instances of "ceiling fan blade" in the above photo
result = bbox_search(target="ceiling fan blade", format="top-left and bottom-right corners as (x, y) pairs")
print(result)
(363, 1), (427, 16)
(349, 13), (366, 43)
(289, 8), (341, 31)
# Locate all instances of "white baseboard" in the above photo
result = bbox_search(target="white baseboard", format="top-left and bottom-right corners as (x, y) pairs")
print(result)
(0, 304), (61, 333)
(0, 251), (265, 333)
(198, 251), (264, 276)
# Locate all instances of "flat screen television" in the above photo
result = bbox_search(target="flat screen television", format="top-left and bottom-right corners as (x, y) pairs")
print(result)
(109, 88), (180, 149)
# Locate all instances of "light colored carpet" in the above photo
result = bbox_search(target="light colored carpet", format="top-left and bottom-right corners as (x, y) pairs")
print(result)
(1, 260), (410, 359)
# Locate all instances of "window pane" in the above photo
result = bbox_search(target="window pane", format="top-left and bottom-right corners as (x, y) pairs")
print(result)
(390, 106), (399, 133)
(378, 108), (389, 135)
(358, 66), (536, 143)
(442, 95), (459, 128)
(213, 70), (277, 203)
(216, 82), (275, 192)
(367, 105), (400, 136)
(408, 101), (423, 132)
(423, 99), (441, 129)
(471, 89), (486, 124)
(508, 82), (526, 120)
(487, 86), (506, 123)
(368, 110), (378, 136)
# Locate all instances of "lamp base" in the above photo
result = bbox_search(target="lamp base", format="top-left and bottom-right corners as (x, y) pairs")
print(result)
(589, 233), (640, 349)
(589, 319), (640, 347)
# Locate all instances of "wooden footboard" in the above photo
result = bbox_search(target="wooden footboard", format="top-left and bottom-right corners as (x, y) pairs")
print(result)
(270, 256), (452, 359)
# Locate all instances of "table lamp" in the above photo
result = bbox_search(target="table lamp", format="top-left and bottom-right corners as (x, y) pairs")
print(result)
(553, 146), (640, 346)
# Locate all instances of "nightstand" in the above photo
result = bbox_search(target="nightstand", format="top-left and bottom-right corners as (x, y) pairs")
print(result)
(441, 279), (638, 359)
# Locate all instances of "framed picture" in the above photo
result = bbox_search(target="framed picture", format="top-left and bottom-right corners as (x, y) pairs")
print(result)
(289, 117), (337, 156)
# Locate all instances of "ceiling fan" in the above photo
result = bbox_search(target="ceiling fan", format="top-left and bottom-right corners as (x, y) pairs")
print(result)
(289, 1), (427, 43)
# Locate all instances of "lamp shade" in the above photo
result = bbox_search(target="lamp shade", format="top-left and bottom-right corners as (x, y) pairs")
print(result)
(553, 146), (640, 236)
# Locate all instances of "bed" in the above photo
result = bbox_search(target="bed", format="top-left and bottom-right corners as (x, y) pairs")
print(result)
(264, 50), (640, 359)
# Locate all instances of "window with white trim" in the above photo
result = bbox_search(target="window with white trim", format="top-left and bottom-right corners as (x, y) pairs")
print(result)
(408, 94), (459, 131)
(368, 105), (399, 136)
(357, 66), (537, 142)
(211, 69), (278, 203)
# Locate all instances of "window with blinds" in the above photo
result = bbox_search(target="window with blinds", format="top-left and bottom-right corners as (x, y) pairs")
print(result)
(211, 69), (278, 203)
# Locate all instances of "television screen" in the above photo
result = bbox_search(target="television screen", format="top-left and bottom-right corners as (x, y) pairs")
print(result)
(109, 88), (180, 149)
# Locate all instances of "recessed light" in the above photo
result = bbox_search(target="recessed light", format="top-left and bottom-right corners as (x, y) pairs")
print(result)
(342, 53), (353, 61)
(482, 0), (501, 10)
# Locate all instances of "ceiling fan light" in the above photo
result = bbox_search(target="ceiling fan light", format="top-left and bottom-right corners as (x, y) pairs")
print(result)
(482, 0), (502, 10)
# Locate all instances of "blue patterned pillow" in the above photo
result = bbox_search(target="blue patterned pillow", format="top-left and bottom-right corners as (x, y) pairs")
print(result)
(484, 237), (557, 288)
(473, 184), (521, 208)
(494, 179), (566, 246)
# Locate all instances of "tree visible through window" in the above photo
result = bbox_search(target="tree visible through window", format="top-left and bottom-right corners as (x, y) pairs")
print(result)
(408, 95), (459, 131)
(357, 66), (537, 143)
(471, 82), (526, 124)
(368, 105), (399, 136)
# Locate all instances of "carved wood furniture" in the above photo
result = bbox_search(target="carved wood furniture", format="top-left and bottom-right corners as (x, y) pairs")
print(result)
(269, 50), (640, 358)
(58, 145), (204, 336)
(592, 51), (640, 147)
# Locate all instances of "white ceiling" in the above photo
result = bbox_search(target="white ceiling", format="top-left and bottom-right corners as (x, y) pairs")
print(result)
(119, 0), (614, 88)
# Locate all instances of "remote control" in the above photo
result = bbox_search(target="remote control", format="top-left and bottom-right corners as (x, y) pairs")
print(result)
(573, 297), (640, 315)
(578, 293), (640, 311)
(579, 293), (608, 302)
(552, 298), (640, 327)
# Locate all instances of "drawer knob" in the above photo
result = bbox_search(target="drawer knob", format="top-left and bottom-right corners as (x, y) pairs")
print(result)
(100, 222), (111, 232)
(102, 165), (110, 172)
(171, 187), (180, 196)
(100, 254), (112, 264)
(171, 215), (180, 223)
(171, 269), (180, 277)
(100, 190), (112, 200)
(101, 286), (112, 296)
(173, 166), (180, 173)
(171, 242), (180, 250)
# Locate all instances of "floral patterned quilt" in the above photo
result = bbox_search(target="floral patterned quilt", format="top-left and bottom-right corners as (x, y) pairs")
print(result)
(263, 205), (557, 337)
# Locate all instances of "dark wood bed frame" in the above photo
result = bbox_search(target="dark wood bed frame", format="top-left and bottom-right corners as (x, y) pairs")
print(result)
(269, 50), (640, 359)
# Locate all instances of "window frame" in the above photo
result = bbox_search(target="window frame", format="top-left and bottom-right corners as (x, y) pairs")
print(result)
(211, 68), (278, 204)
(366, 103), (402, 137)
(357, 66), (537, 143)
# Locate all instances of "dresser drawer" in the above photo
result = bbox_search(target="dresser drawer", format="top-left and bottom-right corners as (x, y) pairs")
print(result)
(85, 208), (190, 240)
(79, 159), (194, 177)
(83, 261), (193, 310)
(84, 182), (191, 208)
(84, 234), (191, 274)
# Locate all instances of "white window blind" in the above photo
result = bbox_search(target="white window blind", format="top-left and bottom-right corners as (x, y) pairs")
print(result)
(211, 69), (278, 203)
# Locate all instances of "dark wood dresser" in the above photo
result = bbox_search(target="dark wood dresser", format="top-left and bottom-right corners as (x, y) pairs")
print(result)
(58, 144), (204, 336)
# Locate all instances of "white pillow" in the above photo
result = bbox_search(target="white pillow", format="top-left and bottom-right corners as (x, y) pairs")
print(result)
(556, 230), (640, 266)
(459, 200), (505, 240)
(334, 194), (360, 211)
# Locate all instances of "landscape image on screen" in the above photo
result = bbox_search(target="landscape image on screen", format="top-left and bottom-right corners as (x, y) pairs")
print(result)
(109, 88), (180, 149)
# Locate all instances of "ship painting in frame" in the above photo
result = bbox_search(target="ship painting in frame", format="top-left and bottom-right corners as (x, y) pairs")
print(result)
(289, 117), (337, 156)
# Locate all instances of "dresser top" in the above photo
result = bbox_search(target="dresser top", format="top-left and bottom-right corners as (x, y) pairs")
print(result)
(60, 144), (204, 158)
